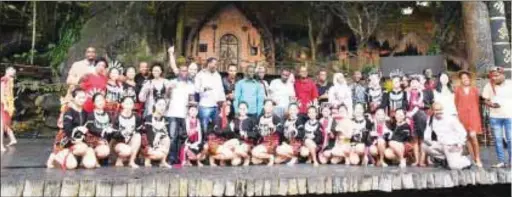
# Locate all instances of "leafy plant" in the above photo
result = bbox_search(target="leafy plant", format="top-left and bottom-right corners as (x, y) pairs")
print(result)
(44, 18), (84, 76)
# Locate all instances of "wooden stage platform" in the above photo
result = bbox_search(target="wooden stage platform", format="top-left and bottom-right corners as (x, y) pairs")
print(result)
(1, 139), (510, 197)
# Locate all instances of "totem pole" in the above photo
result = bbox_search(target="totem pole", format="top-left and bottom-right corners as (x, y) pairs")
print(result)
(488, 1), (512, 79)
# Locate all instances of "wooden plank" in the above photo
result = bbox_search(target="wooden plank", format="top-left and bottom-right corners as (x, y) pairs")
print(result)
(316, 177), (325, 194)
(169, 178), (180, 197)
(359, 176), (372, 192)
(23, 179), (45, 197)
(111, 182), (127, 197)
(156, 177), (170, 197)
(270, 179), (279, 196)
(188, 179), (198, 197)
(200, 179), (213, 197)
(263, 179), (271, 196)
(245, 179), (254, 197)
(1, 180), (24, 197)
(60, 179), (80, 197)
(297, 178), (307, 195)
(78, 180), (96, 197)
(332, 177), (341, 194)
(235, 179), (246, 197)
(95, 180), (113, 197)
(43, 180), (62, 197)
(278, 179), (288, 196)
(253, 179), (263, 196)
(179, 178), (188, 197)
(378, 175), (392, 192)
(287, 179), (298, 196)
(212, 180), (225, 197)
(224, 180), (235, 196)
(126, 179), (142, 197)
(401, 173), (414, 189)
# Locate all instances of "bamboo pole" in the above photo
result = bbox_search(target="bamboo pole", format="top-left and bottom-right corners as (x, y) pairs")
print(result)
(30, 0), (36, 65)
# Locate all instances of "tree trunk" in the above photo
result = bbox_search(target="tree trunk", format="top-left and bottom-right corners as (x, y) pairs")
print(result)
(30, 0), (36, 65)
(307, 16), (316, 61)
(462, 1), (495, 74)
(488, 1), (511, 79)
(175, 3), (185, 57)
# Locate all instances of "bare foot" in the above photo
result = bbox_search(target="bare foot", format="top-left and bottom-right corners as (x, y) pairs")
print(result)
(267, 156), (275, 166)
(345, 159), (351, 166)
(95, 162), (101, 168)
(381, 161), (388, 168)
(0, 146), (6, 152)
(159, 162), (172, 169)
(313, 162), (319, 167)
(411, 162), (419, 167)
(243, 159), (250, 166)
(144, 159), (152, 167)
(6, 141), (17, 147)
(399, 159), (406, 168)
(361, 156), (369, 166)
(197, 161), (204, 167)
(475, 160), (483, 168)
(286, 158), (297, 166)
(115, 160), (124, 167)
(129, 162), (139, 169)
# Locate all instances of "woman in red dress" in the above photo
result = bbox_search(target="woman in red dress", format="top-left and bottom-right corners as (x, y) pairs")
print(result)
(1, 67), (17, 151)
(182, 104), (208, 167)
(454, 71), (483, 167)
(80, 59), (108, 113)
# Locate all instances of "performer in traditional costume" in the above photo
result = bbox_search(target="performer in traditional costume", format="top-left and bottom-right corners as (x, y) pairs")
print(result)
(366, 72), (385, 114)
(318, 105), (334, 164)
(368, 108), (392, 167)
(383, 76), (408, 118)
(329, 104), (354, 165)
(407, 76), (432, 167)
(301, 106), (323, 166)
(111, 96), (142, 168)
(231, 102), (259, 166)
(122, 67), (143, 116)
(138, 64), (170, 117)
(182, 104), (208, 167)
(251, 100), (282, 166)
(140, 98), (172, 168)
(384, 109), (412, 168)
(208, 102), (237, 166)
(1, 67), (17, 151)
(275, 103), (305, 166)
(85, 93), (113, 167)
(46, 88), (96, 169)
(349, 103), (373, 166)
(105, 67), (124, 117)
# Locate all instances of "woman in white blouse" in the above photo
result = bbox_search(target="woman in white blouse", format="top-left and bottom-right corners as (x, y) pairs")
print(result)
(433, 72), (457, 116)
(328, 73), (353, 117)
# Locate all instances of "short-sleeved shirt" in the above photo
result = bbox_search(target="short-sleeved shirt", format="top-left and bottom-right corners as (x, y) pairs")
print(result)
(482, 81), (512, 118)
(166, 78), (196, 118)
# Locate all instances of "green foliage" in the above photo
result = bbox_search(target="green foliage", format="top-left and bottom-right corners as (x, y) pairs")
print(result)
(44, 17), (84, 75)
(361, 64), (376, 76)
(427, 42), (441, 55)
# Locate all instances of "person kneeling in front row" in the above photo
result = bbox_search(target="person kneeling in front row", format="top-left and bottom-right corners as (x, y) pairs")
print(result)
(422, 102), (471, 170)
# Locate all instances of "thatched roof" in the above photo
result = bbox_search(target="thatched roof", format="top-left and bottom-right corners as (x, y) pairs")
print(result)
(389, 32), (430, 55)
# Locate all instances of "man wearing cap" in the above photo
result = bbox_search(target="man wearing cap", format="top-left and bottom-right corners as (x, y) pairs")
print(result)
(482, 66), (512, 168)
(422, 102), (471, 170)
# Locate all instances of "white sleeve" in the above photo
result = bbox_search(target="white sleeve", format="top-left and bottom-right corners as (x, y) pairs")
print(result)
(216, 74), (226, 102)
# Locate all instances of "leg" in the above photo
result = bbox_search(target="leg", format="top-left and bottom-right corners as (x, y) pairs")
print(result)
(388, 141), (405, 168)
(503, 119), (512, 164)
(467, 132), (482, 167)
(0, 122), (5, 152)
(128, 133), (141, 168)
(53, 149), (79, 170)
(167, 118), (180, 164)
(251, 145), (274, 166)
(199, 107), (213, 136)
(318, 150), (330, 164)
(443, 145), (471, 170)
(82, 147), (98, 169)
(5, 127), (17, 146)
(95, 144), (111, 160)
(490, 118), (506, 165)
(376, 139), (388, 167)
(412, 137), (420, 166)
(158, 137), (172, 168)
(304, 139), (319, 166)
(115, 143), (132, 167)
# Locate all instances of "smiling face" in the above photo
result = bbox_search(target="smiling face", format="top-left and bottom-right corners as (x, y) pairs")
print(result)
(154, 99), (167, 114)
(188, 63), (198, 77)
(74, 91), (87, 106)
(126, 67), (136, 80)
(188, 106), (198, 118)
(321, 107), (331, 118)
(354, 104), (364, 117)
(238, 103), (248, 117)
(93, 94), (106, 110)
(460, 73), (471, 86)
(395, 109), (405, 122)
(152, 65), (162, 79)
(307, 107), (317, 120)
(263, 100), (274, 114)
(288, 104), (299, 118)
(122, 97), (135, 111)
(85, 47), (97, 61)
(439, 73), (449, 86)
(95, 61), (107, 75)
(109, 68), (120, 81)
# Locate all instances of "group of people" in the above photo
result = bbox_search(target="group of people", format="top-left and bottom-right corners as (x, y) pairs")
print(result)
(3, 45), (506, 170)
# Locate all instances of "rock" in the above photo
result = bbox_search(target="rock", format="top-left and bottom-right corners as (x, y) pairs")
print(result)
(39, 93), (61, 112)
(412, 173), (426, 189)
(263, 180), (271, 196)
(287, 179), (298, 196)
(44, 180), (62, 197)
(60, 179), (80, 197)
(253, 179), (263, 196)
(378, 175), (392, 192)
(235, 179), (246, 197)
(297, 178), (307, 195)
(156, 178), (170, 197)
(359, 176), (372, 192)
(371, 176), (379, 191)
(325, 177), (333, 194)
(79, 180), (96, 197)
(169, 179), (180, 197)
(23, 179), (44, 197)
(1, 180), (24, 197)
(458, 170), (467, 186)
(44, 115), (59, 129)
(212, 180), (225, 197)
(497, 169), (510, 183)
(225, 180), (236, 196)
(126, 179), (142, 197)
(278, 179), (288, 196)
(96, 180), (113, 197)
(401, 173), (414, 189)
(179, 178), (188, 197)
(112, 182), (127, 197)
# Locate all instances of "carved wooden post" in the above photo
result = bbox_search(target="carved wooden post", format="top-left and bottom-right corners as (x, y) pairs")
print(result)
(462, 2), (495, 74)
(488, 1), (511, 79)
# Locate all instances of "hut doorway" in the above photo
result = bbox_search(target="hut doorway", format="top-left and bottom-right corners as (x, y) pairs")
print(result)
(219, 34), (239, 70)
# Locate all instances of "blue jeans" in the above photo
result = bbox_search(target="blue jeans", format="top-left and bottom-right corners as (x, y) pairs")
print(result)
(490, 118), (512, 164)
(167, 117), (185, 164)
(199, 106), (218, 136)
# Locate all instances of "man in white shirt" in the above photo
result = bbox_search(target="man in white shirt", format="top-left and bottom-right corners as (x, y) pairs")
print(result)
(166, 65), (196, 164)
(195, 57), (226, 133)
(422, 102), (471, 170)
(65, 47), (97, 98)
(269, 69), (295, 119)
(482, 66), (512, 168)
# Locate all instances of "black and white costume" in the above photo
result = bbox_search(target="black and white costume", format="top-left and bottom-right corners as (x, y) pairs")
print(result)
(112, 113), (142, 143)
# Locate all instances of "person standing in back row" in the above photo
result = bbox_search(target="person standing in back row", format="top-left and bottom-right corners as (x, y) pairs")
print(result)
(295, 66), (319, 119)
(234, 65), (265, 118)
(195, 58), (226, 135)
(269, 68), (295, 119)
(316, 69), (332, 106)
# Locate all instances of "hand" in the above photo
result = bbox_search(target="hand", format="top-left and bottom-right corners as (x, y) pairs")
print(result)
(168, 46), (174, 54)
(491, 103), (501, 108)
(77, 126), (88, 134)
(370, 131), (377, 136)
(406, 112), (413, 118)
(204, 87), (213, 92)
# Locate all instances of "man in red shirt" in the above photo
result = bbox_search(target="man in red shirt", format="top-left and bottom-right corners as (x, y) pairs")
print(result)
(294, 66), (319, 117)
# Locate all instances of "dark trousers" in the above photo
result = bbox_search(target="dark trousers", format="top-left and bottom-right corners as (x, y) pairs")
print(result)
(167, 117), (186, 164)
